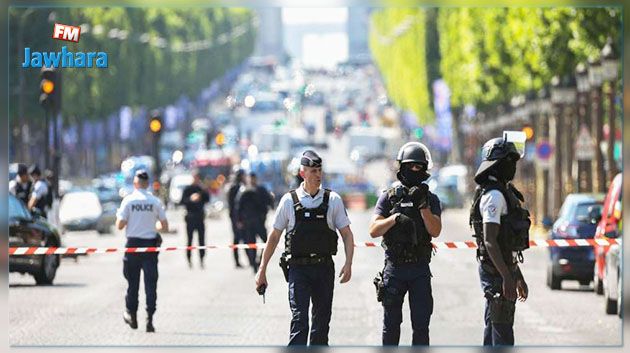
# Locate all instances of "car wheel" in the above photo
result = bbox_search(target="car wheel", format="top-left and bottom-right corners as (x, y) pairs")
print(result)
(33, 245), (59, 286)
(547, 264), (561, 290)
(605, 284), (617, 315)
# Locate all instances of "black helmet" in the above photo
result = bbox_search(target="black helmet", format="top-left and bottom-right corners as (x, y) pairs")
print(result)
(396, 142), (433, 169)
(474, 137), (521, 183)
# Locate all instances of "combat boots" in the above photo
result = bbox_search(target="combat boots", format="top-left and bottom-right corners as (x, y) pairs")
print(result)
(123, 311), (137, 329)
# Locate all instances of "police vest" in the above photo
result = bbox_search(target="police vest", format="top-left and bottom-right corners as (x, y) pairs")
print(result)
(382, 186), (433, 264)
(469, 181), (531, 266)
(15, 181), (32, 205)
(284, 189), (338, 257)
(33, 181), (49, 212)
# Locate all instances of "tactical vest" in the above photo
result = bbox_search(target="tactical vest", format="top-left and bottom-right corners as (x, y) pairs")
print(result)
(469, 181), (531, 266)
(382, 186), (433, 264)
(284, 189), (338, 258)
(14, 181), (32, 205)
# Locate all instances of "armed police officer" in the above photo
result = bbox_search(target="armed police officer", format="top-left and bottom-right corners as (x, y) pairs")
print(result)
(368, 142), (442, 346)
(116, 170), (168, 333)
(9, 163), (32, 205)
(469, 132), (530, 346)
(255, 150), (355, 346)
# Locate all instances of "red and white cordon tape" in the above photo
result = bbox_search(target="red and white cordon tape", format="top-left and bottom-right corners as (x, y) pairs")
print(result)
(8, 238), (621, 256)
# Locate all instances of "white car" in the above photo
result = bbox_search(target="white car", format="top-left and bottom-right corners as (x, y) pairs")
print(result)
(59, 191), (106, 233)
(168, 173), (194, 207)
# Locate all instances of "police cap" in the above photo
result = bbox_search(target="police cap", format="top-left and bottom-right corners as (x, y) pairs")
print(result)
(300, 150), (322, 168)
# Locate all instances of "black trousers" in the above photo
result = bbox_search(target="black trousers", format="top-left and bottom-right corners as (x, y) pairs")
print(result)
(123, 237), (159, 315)
(185, 215), (206, 261)
(230, 215), (244, 265)
(288, 261), (335, 346)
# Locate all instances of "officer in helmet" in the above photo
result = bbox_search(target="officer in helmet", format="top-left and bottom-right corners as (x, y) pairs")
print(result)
(368, 142), (442, 346)
(469, 132), (531, 346)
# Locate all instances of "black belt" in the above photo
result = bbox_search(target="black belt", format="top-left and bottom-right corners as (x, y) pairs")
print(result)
(288, 255), (332, 265)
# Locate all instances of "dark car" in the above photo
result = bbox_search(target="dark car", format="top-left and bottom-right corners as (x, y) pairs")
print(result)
(9, 194), (62, 285)
(546, 193), (605, 290)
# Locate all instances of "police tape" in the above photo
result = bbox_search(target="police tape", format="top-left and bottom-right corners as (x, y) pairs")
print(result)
(8, 238), (621, 256)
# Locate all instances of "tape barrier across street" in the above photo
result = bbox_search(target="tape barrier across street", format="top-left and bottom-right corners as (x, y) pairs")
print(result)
(8, 238), (621, 256)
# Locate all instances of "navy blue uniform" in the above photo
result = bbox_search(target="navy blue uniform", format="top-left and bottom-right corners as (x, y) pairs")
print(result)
(374, 190), (441, 345)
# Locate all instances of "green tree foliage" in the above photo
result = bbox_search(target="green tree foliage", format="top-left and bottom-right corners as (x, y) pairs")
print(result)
(9, 7), (256, 129)
(369, 7), (620, 116)
(369, 8), (432, 124)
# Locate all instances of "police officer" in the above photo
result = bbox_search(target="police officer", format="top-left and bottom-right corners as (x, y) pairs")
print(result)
(227, 168), (246, 268)
(180, 169), (209, 268)
(255, 150), (355, 346)
(9, 163), (32, 205)
(116, 170), (168, 333)
(368, 142), (442, 346)
(27, 165), (49, 218)
(469, 135), (530, 346)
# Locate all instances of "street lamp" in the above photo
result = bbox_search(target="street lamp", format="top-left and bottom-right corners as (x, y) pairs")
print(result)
(575, 63), (592, 192)
(601, 36), (619, 179)
(587, 57), (605, 193)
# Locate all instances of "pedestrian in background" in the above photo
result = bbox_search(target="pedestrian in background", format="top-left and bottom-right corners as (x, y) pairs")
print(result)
(180, 169), (209, 268)
(227, 168), (246, 268)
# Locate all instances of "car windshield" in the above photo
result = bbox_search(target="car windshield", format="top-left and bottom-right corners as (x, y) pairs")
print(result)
(574, 203), (602, 222)
(9, 195), (31, 221)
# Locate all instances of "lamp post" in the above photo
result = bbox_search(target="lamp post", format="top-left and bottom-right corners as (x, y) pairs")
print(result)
(550, 76), (563, 217)
(601, 37), (619, 181)
(535, 87), (552, 223)
(575, 63), (592, 192)
(587, 57), (605, 193)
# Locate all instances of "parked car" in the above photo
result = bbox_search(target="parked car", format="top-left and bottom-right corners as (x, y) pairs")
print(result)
(593, 173), (622, 295)
(546, 193), (604, 290)
(59, 190), (107, 233)
(9, 194), (62, 285)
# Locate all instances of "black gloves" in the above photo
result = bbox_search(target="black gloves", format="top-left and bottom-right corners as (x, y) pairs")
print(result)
(409, 184), (429, 209)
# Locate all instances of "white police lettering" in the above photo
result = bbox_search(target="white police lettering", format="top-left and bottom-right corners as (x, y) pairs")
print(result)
(131, 204), (153, 212)
(400, 202), (414, 207)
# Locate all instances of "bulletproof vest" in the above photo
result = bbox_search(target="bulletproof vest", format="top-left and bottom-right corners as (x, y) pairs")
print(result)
(469, 181), (531, 266)
(382, 185), (433, 264)
(14, 181), (32, 205)
(285, 189), (338, 257)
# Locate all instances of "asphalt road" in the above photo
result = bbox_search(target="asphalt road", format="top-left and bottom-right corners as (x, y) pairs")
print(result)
(9, 206), (621, 346)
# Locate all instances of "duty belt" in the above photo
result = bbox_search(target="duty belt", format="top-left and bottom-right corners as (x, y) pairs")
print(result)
(288, 255), (332, 265)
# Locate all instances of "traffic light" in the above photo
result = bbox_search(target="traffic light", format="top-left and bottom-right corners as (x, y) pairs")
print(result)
(414, 127), (424, 139)
(522, 125), (534, 141)
(149, 110), (162, 180)
(215, 132), (225, 146)
(39, 67), (60, 110)
(149, 113), (162, 134)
